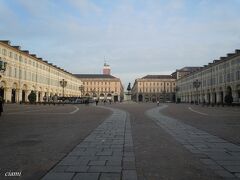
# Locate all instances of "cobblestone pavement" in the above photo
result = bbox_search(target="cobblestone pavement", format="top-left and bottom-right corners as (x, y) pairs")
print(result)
(0, 104), (111, 180)
(146, 104), (240, 179)
(42, 106), (137, 180)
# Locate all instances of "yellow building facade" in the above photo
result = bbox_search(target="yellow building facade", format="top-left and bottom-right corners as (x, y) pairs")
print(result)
(74, 74), (124, 102)
(0, 40), (82, 103)
(132, 75), (176, 102)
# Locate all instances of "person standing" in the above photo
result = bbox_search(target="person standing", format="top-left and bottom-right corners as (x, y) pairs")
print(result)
(0, 96), (3, 116)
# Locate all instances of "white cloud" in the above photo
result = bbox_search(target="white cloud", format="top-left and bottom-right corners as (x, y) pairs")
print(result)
(1, 0), (240, 88)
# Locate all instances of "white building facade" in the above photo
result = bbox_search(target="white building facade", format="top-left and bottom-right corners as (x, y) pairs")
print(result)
(0, 40), (82, 103)
(177, 50), (240, 104)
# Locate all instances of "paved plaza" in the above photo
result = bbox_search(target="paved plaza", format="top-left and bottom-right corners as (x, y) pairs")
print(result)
(0, 103), (240, 180)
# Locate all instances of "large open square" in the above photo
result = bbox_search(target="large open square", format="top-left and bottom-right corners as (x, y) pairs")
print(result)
(0, 103), (240, 180)
(1, 1), (240, 179)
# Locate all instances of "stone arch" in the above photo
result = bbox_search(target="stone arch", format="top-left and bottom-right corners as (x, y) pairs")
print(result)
(21, 84), (28, 103)
(107, 93), (112, 100)
(0, 81), (7, 100)
(138, 94), (143, 102)
(212, 88), (217, 104)
(11, 82), (18, 103)
(99, 93), (105, 100)
(226, 86), (232, 96)
(236, 84), (240, 100)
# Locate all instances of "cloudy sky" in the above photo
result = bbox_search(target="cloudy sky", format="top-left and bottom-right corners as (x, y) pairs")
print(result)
(1, 0), (240, 88)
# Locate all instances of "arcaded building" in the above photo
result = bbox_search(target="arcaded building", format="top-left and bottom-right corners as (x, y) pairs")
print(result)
(0, 40), (82, 103)
(74, 74), (124, 102)
(177, 49), (240, 104)
(132, 75), (176, 102)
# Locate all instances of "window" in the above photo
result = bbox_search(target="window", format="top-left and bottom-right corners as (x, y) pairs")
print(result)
(227, 74), (230, 82)
(2, 49), (7, 56)
(9, 51), (12, 58)
(19, 69), (22, 79)
(8, 67), (12, 77)
(14, 68), (17, 78)
(236, 71), (240, 80)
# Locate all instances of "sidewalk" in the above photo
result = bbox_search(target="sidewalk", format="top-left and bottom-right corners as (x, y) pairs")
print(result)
(42, 106), (137, 180)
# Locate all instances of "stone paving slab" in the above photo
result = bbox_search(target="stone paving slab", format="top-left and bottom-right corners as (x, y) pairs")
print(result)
(42, 106), (137, 180)
(146, 105), (240, 179)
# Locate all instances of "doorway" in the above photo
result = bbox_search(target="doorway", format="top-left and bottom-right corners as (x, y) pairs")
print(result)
(11, 89), (16, 103)
(22, 90), (26, 102)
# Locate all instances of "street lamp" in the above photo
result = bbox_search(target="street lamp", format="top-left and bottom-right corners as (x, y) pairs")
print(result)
(60, 79), (67, 97)
(193, 79), (201, 104)
(79, 85), (84, 97)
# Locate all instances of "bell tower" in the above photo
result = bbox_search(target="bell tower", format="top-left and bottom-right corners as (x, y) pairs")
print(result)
(103, 62), (111, 75)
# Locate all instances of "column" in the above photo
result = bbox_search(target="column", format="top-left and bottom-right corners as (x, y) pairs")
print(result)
(232, 90), (238, 103)
(18, 89), (22, 103)
(205, 94), (208, 103)
(25, 90), (31, 102)
(210, 92), (214, 104)
(39, 92), (43, 102)
(35, 91), (39, 102)
(223, 91), (226, 103)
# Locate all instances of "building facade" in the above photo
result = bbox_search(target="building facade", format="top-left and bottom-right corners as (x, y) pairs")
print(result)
(177, 49), (240, 104)
(132, 75), (176, 102)
(0, 40), (82, 103)
(74, 74), (124, 102)
(172, 67), (202, 80)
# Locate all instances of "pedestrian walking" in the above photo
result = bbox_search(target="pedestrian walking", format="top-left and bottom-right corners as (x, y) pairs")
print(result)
(0, 96), (3, 116)
(43, 96), (47, 105)
(53, 94), (58, 106)
(95, 99), (99, 106)
(157, 100), (160, 106)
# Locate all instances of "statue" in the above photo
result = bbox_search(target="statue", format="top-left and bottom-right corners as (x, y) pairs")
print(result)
(127, 83), (131, 95)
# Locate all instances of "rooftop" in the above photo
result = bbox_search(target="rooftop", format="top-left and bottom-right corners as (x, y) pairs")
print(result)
(74, 74), (117, 79)
(178, 67), (202, 72)
(142, 75), (174, 79)
(0, 40), (72, 75)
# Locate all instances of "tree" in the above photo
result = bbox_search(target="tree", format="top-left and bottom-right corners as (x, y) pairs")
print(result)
(28, 91), (36, 104)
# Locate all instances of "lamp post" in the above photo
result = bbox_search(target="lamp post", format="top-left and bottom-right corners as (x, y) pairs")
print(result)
(79, 85), (84, 97)
(193, 79), (201, 104)
(60, 79), (67, 97)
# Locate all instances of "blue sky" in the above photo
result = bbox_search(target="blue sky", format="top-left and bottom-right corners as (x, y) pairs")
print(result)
(1, 0), (240, 88)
